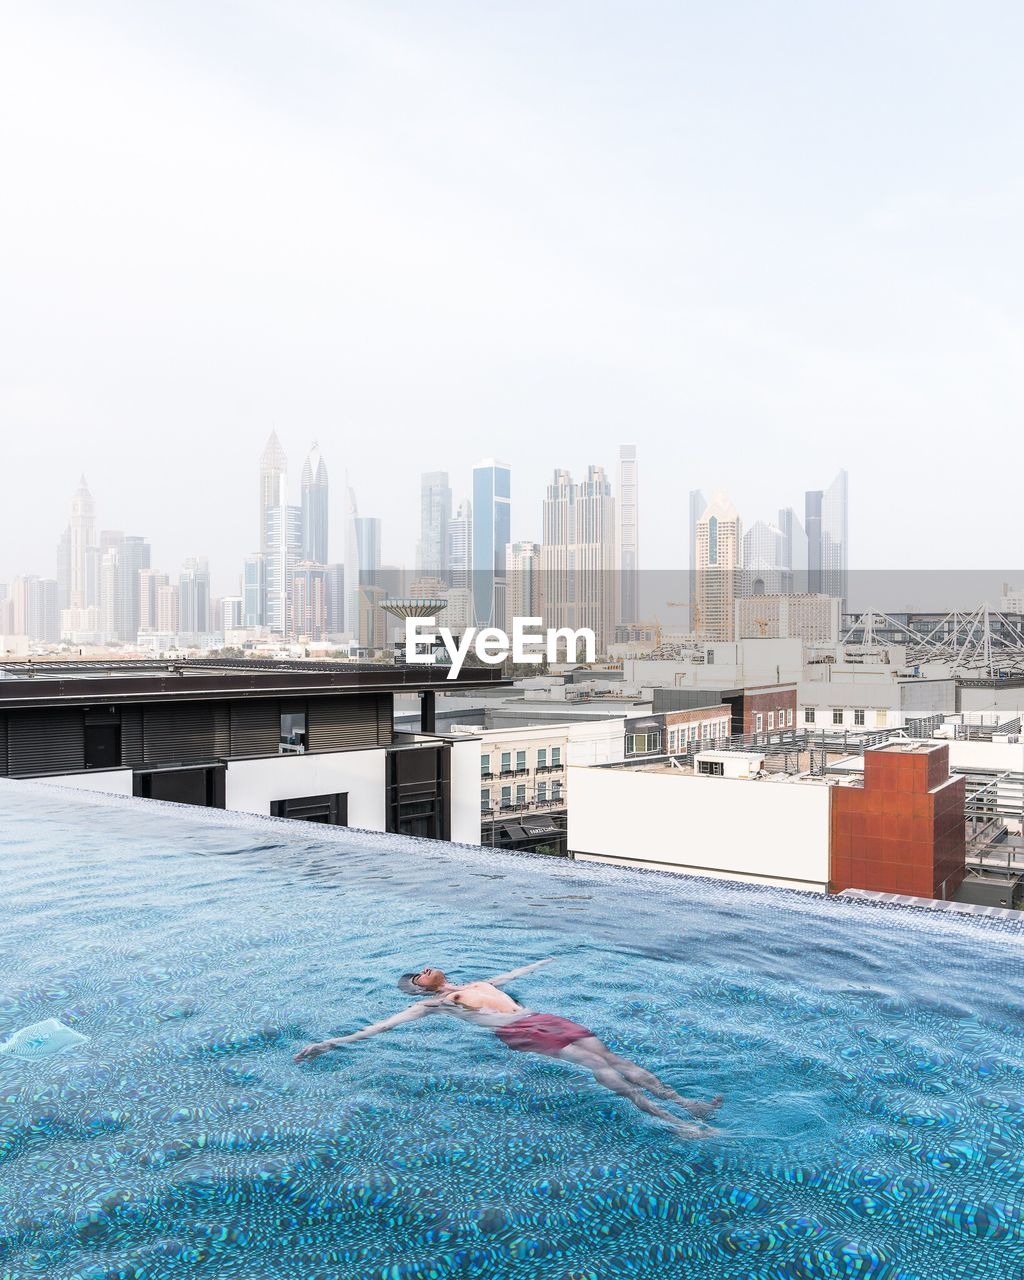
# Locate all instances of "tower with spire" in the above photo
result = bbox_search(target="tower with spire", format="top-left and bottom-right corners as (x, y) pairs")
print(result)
(259, 432), (287, 557)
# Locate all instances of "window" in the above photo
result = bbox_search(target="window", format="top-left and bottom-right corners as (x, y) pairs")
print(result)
(537, 747), (547, 768)
(481, 788), (491, 812)
(270, 792), (347, 825)
(768, 712), (775, 731)
(833, 708), (844, 726)
(626, 732), (661, 755)
(854, 708), (866, 726)
(552, 780), (562, 801)
(787, 708), (794, 727)
(516, 783), (526, 805)
(279, 710), (307, 753)
(501, 751), (511, 773)
(875, 710), (887, 728)
(778, 707), (785, 726)
(500, 785), (512, 807)
(755, 713), (764, 733)
(551, 747), (561, 766)
(516, 749), (527, 773)
(481, 754), (490, 776)
(698, 759), (724, 776)
(690, 724), (699, 742)
(805, 707), (816, 725)
(537, 781), (547, 803)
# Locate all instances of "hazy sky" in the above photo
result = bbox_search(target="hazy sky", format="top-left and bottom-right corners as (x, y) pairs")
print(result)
(2, 1), (1022, 593)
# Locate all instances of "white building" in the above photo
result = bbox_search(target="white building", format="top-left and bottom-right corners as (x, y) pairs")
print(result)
(735, 594), (841, 645)
(539, 466), (617, 655)
(694, 491), (741, 642)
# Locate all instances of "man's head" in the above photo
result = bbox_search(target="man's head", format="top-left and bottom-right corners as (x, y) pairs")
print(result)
(397, 966), (446, 996)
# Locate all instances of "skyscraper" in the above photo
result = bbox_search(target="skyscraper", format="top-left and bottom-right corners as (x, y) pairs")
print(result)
(694, 491), (741, 641)
(617, 445), (639, 625)
(99, 533), (151, 643)
(447, 500), (472, 589)
(344, 481), (383, 644)
(243, 554), (267, 628)
(301, 442), (329, 564)
(11, 576), (59, 642)
(539, 465), (616, 654)
(418, 471), (452, 581)
(325, 563), (345, 636)
(777, 506), (808, 593)
(472, 459), (511, 628)
(505, 541), (540, 636)
(259, 432), (287, 557)
(139, 569), (169, 633)
(68, 475), (96, 610)
(688, 488), (706, 628)
(741, 521), (786, 596)
(291, 561), (329, 640)
(805, 469), (848, 604)
(179, 558), (212, 640)
(264, 505), (302, 635)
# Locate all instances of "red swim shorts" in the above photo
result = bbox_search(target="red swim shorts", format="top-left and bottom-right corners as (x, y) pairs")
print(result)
(494, 1012), (593, 1055)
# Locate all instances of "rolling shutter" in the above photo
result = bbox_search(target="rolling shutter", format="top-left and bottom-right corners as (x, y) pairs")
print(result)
(143, 703), (219, 764)
(229, 701), (282, 757)
(7, 710), (85, 776)
(0, 714), (7, 776)
(307, 694), (382, 751)
(121, 708), (144, 766)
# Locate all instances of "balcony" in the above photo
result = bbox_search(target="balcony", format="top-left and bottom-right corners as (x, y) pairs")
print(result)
(481, 771), (495, 780)
(535, 763), (563, 773)
(499, 768), (529, 779)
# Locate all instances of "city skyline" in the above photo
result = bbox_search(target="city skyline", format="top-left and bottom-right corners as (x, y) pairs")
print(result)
(4, 4), (1022, 584)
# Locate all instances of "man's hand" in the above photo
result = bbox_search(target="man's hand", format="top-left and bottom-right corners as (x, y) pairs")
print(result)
(294, 1038), (340, 1062)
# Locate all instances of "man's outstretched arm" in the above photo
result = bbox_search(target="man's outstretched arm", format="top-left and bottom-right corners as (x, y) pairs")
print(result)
(294, 1001), (434, 1060)
(485, 957), (555, 987)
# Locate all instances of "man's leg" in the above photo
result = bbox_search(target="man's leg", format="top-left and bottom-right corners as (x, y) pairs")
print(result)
(577, 1037), (723, 1119)
(557, 1043), (707, 1139)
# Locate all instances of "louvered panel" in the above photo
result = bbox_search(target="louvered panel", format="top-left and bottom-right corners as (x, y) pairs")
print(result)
(229, 701), (281, 758)
(213, 703), (231, 757)
(143, 703), (218, 764)
(307, 694), (379, 751)
(0, 713), (7, 776)
(7, 710), (85, 776)
(377, 694), (394, 746)
(121, 708), (144, 767)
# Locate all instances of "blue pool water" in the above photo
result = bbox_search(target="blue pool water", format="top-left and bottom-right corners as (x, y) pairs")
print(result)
(1, 782), (1023, 1280)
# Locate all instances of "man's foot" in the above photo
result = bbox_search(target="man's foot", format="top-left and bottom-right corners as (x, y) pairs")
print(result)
(672, 1119), (720, 1140)
(682, 1094), (724, 1120)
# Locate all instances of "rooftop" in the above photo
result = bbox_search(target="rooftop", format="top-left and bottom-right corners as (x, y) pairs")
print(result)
(0, 658), (510, 710)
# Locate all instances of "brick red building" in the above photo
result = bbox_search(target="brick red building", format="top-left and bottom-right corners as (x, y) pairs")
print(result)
(830, 742), (965, 900)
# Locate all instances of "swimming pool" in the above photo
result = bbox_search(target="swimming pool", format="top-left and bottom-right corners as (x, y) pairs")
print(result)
(1, 781), (1022, 1280)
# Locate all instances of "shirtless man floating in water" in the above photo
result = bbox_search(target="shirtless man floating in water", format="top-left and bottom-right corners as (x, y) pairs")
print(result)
(295, 959), (722, 1139)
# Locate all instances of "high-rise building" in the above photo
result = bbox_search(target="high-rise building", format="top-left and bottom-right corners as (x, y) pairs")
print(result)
(472, 459), (511, 628)
(243, 554), (267, 628)
(156, 582), (180, 635)
(447, 500), (472, 589)
(688, 488), (706, 628)
(805, 470), (848, 605)
(259, 432), (287, 557)
(741, 521), (786, 597)
(68, 475), (97, 610)
(325, 563), (345, 637)
(344, 485), (383, 643)
(220, 596), (244, 632)
(694, 491), (741, 641)
(505, 541), (540, 636)
(11, 576), (59, 643)
(777, 506), (808, 593)
(539, 465), (617, 654)
(139, 569), (169, 633)
(617, 445), (639, 625)
(264, 506), (302, 635)
(291, 561), (329, 640)
(99, 533), (151, 643)
(417, 471), (452, 581)
(56, 527), (71, 612)
(301, 442), (329, 565)
(179, 558), (212, 641)
(820, 469), (849, 605)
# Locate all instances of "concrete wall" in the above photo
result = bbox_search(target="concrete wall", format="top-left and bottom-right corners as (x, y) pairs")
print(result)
(449, 736), (483, 845)
(944, 739), (1024, 775)
(958, 685), (1024, 714)
(224, 749), (387, 829)
(32, 768), (134, 796)
(567, 766), (832, 891)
